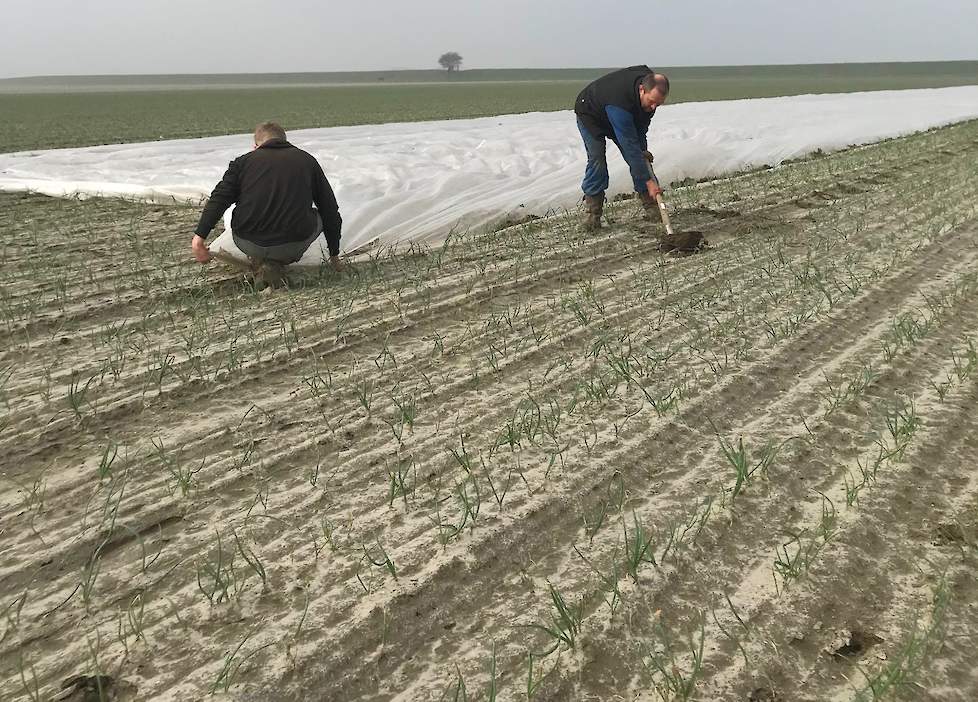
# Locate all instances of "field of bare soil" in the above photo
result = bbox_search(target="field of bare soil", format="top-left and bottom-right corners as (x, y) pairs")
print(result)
(2, 119), (978, 702)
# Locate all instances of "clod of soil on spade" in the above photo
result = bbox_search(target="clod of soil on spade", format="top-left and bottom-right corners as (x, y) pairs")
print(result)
(749, 687), (782, 702)
(829, 628), (884, 659)
(659, 230), (707, 254)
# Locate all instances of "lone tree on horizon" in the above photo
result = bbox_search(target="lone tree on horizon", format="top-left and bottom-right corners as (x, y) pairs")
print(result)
(438, 52), (463, 72)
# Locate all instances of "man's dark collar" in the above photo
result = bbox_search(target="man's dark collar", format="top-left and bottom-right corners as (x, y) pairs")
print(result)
(258, 138), (291, 149)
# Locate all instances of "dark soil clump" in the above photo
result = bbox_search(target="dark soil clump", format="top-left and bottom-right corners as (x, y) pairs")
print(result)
(496, 213), (542, 230)
(935, 521), (968, 545)
(749, 687), (782, 702)
(659, 230), (706, 254)
(681, 206), (741, 219)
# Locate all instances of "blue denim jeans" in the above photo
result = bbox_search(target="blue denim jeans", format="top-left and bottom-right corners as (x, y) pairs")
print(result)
(577, 118), (609, 197)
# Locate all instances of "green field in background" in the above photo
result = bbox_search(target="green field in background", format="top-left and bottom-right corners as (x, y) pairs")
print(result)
(1, 62), (975, 153)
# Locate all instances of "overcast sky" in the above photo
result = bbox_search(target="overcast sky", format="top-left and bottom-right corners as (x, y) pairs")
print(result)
(2, 0), (977, 78)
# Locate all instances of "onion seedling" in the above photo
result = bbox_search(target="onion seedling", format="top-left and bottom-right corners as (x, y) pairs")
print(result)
(444, 664), (468, 702)
(647, 616), (705, 701)
(232, 528), (269, 593)
(623, 510), (657, 581)
(362, 538), (397, 580)
(18, 652), (42, 702)
(526, 582), (586, 654)
(67, 371), (96, 420)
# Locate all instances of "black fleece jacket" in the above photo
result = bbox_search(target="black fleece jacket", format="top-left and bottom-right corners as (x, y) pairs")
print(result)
(574, 65), (656, 142)
(194, 139), (342, 256)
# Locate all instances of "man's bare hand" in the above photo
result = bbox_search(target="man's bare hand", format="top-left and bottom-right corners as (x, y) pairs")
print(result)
(328, 255), (346, 272)
(191, 235), (212, 263)
(646, 179), (663, 200)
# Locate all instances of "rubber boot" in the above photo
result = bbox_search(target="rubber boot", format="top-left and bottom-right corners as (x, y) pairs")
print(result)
(247, 256), (264, 286)
(261, 261), (286, 288)
(638, 192), (658, 222)
(248, 257), (286, 289)
(583, 193), (605, 231)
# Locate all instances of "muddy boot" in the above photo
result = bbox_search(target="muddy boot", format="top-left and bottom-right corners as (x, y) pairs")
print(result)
(583, 193), (605, 231)
(638, 192), (658, 221)
(259, 261), (286, 288)
(246, 256), (265, 288)
(248, 257), (286, 289)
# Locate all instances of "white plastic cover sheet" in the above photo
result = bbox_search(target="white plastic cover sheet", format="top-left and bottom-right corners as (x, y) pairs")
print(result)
(1, 86), (977, 262)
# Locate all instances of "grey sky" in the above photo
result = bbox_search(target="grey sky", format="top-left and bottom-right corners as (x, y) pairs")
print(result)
(2, 0), (977, 79)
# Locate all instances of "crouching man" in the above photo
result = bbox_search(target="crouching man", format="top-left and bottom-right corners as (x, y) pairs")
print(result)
(574, 66), (670, 230)
(191, 121), (343, 285)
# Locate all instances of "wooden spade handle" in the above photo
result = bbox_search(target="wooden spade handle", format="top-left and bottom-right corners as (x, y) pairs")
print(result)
(655, 193), (675, 236)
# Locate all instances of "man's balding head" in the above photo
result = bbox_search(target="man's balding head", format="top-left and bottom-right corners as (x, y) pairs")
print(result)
(639, 73), (670, 112)
(254, 121), (287, 147)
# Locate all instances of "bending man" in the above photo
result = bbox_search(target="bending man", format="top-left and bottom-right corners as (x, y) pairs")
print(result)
(574, 66), (670, 230)
(191, 121), (343, 284)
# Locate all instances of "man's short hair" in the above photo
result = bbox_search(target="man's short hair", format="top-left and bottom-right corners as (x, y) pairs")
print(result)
(255, 121), (287, 145)
(641, 73), (670, 96)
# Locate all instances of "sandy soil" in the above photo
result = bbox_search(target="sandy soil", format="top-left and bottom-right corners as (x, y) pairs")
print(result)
(2, 119), (978, 702)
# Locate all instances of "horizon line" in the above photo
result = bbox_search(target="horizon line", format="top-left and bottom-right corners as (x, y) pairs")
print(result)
(4, 58), (978, 82)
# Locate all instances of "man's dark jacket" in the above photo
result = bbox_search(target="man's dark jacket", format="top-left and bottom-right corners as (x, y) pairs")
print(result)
(194, 139), (342, 256)
(574, 65), (656, 142)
